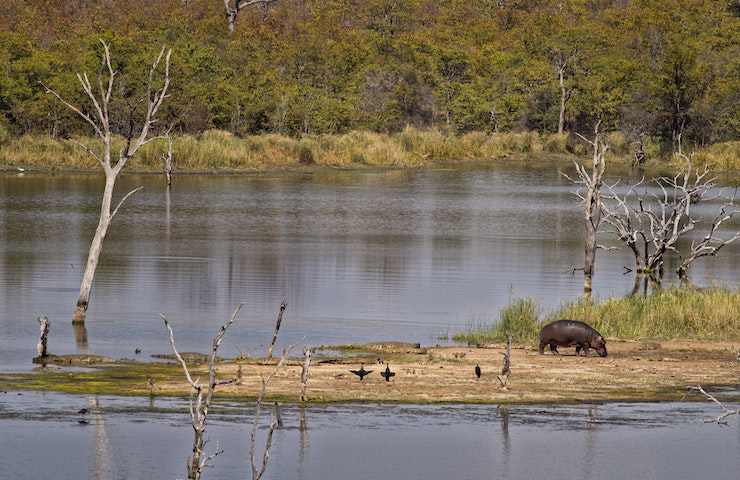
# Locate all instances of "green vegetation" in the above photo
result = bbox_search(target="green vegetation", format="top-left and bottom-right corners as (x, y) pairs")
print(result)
(1, 1), (739, 168)
(0, 128), (586, 171)
(454, 288), (740, 344)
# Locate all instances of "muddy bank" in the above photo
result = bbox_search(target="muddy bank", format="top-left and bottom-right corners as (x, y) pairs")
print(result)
(2, 340), (738, 404)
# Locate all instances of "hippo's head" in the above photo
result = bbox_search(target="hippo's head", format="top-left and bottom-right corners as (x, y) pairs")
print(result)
(592, 335), (608, 357)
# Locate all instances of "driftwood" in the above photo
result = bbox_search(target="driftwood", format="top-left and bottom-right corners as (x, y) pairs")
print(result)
(41, 40), (171, 323)
(162, 305), (241, 480)
(266, 301), (287, 359)
(36, 316), (49, 358)
(685, 386), (739, 425)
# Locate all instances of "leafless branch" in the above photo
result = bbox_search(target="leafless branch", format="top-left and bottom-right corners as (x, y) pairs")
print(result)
(162, 304), (242, 480)
(110, 186), (144, 219)
(685, 386), (739, 425)
(223, 0), (279, 34)
(497, 335), (512, 389)
(250, 344), (294, 480)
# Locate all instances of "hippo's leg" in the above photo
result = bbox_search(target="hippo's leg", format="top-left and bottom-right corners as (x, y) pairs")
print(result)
(575, 345), (582, 356)
(581, 345), (590, 356)
(549, 343), (560, 355)
(538, 341), (546, 354)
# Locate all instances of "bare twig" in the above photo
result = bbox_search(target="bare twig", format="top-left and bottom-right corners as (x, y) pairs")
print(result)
(685, 386), (739, 425)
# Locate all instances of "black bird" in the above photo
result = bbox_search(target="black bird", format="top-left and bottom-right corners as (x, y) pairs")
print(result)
(77, 408), (88, 415)
(475, 364), (482, 379)
(77, 419), (89, 425)
(349, 363), (373, 381)
(134, 348), (142, 355)
(380, 364), (396, 382)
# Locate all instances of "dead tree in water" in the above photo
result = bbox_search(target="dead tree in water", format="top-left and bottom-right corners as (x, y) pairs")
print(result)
(41, 40), (172, 323)
(266, 301), (287, 359)
(251, 345), (292, 480)
(602, 155), (736, 283)
(162, 305), (242, 480)
(163, 132), (174, 186)
(35, 316), (50, 359)
(222, 0), (278, 34)
(563, 121), (609, 298)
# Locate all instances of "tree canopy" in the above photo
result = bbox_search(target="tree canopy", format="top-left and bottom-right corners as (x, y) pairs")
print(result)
(1, 0), (738, 150)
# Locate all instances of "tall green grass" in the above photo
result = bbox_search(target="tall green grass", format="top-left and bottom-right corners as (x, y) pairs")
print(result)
(454, 288), (740, 344)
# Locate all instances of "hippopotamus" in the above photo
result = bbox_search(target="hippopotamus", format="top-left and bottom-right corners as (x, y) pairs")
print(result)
(538, 320), (607, 357)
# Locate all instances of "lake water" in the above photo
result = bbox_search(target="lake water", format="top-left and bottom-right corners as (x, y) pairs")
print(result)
(1, 169), (738, 370)
(0, 392), (738, 480)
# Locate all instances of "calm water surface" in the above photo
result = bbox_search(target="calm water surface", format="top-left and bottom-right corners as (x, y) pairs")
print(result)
(1, 170), (738, 369)
(0, 392), (738, 480)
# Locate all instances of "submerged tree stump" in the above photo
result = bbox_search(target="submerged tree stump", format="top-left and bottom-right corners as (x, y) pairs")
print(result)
(33, 316), (50, 363)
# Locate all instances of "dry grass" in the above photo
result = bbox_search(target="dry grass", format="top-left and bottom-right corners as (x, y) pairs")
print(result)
(0, 128), (601, 172)
(455, 288), (740, 345)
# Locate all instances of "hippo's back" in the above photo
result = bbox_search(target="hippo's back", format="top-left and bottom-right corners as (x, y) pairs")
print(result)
(539, 319), (598, 339)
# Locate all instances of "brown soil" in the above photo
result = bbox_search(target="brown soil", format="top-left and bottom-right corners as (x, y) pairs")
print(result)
(152, 340), (740, 403)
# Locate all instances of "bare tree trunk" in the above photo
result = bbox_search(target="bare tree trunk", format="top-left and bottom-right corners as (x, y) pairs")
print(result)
(75, 173), (114, 322)
(36, 316), (49, 358)
(580, 124), (607, 297)
(558, 64), (567, 134)
(41, 40), (171, 324)
(300, 346), (311, 402)
(266, 301), (287, 359)
(222, 0), (278, 34)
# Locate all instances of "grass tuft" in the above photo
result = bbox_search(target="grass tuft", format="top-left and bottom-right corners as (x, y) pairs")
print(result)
(454, 288), (740, 345)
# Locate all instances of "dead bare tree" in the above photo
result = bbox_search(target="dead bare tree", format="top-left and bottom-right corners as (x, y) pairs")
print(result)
(162, 305), (242, 480)
(300, 346), (312, 402)
(602, 155), (735, 283)
(563, 121), (609, 297)
(250, 345), (292, 480)
(685, 386), (739, 425)
(266, 301), (287, 359)
(163, 132), (174, 186)
(36, 316), (50, 359)
(41, 40), (172, 323)
(496, 335), (512, 390)
(553, 51), (576, 134)
(222, 0), (278, 34)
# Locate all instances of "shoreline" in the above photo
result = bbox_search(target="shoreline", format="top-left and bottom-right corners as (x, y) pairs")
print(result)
(2, 340), (738, 405)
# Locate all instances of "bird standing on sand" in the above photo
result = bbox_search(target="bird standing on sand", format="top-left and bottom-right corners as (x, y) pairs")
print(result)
(350, 363), (373, 381)
(380, 364), (396, 382)
(475, 364), (481, 379)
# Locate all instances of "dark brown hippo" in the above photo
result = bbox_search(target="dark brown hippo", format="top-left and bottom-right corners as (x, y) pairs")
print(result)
(538, 320), (607, 357)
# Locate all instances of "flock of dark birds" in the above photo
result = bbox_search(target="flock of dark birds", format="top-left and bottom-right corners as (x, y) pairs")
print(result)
(349, 363), (484, 382)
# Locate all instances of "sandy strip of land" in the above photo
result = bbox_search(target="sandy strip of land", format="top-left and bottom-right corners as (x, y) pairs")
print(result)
(154, 340), (740, 403)
(2, 340), (738, 404)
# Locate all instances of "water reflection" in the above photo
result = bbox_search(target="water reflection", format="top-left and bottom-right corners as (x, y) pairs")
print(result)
(1, 171), (738, 370)
(0, 394), (738, 480)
